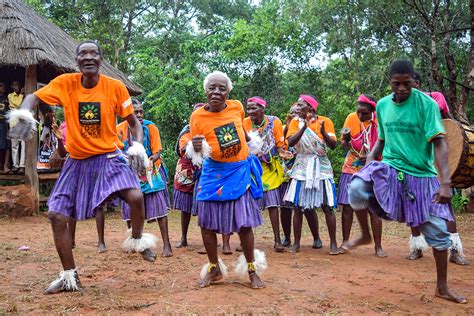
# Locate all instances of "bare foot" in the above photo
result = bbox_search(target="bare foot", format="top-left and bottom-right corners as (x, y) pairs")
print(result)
(347, 235), (372, 249)
(312, 238), (323, 249)
(197, 247), (207, 254)
(288, 244), (300, 253)
(449, 250), (470, 265)
(199, 265), (223, 288)
(222, 244), (232, 255)
(339, 240), (350, 252)
(98, 243), (107, 253)
(274, 242), (285, 252)
(375, 246), (387, 258)
(140, 248), (157, 262)
(249, 272), (265, 289)
(435, 287), (467, 304)
(175, 238), (188, 248)
(407, 249), (423, 260)
(161, 244), (173, 257)
(329, 242), (341, 255)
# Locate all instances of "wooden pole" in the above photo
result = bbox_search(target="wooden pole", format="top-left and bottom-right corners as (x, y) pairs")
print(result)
(24, 65), (39, 212)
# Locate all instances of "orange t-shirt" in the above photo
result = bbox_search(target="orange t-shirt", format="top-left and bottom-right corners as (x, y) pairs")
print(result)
(243, 115), (285, 148)
(287, 115), (337, 141)
(190, 100), (248, 162)
(117, 120), (162, 167)
(178, 131), (191, 158)
(341, 112), (378, 174)
(341, 112), (377, 140)
(34, 73), (133, 159)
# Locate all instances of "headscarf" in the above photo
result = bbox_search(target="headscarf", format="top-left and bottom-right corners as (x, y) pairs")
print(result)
(357, 94), (377, 108)
(299, 95), (318, 110)
(247, 96), (267, 108)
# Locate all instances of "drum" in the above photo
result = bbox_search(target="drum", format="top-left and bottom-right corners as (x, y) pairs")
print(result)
(442, 119), (474, 188)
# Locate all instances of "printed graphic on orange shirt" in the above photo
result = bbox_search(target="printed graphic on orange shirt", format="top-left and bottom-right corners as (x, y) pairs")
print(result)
(79, 102), (101, 138)
(214, 122), (242, 159)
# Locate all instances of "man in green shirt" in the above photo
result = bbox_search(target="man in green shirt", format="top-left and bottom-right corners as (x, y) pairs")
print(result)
(348, 59), (466, 304)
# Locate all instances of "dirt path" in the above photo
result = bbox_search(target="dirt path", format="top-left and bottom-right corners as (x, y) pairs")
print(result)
(0, 211), (473, 314)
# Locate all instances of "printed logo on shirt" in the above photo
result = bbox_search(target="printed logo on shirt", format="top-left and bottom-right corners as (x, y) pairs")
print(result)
(78, 102), (101, 138)
(214, 122), (242, 159)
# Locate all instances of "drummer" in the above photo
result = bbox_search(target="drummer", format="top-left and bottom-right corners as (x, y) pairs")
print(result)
(406, 72), (469, 266)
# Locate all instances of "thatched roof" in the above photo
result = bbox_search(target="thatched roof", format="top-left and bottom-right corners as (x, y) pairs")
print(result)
(0, 0), (141, 95)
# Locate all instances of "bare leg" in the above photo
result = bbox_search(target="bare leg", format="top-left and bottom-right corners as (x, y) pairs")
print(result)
(433, 248), (467, 303)
(120, 188), (156, 262)
(176, 212), (191, 248)
(346, 209), (372, 250)
(280, 206), (292, 246)
(322, 205), (339, 255)
(222, 234), (232, 254)
(199, 228), (222, 288)
(158, 216), (173, 257)
(303, 209), (322, 248)
(239, 227), (264, 289)
(68, 217), (76, 249)
(289, 208), (303, 252)
(369, 212), (386, 257)
(340, 204), (353, 249)
(268, 206), (284, 252)
(95, 208), (106, 253)
(44, 212), (82, 294)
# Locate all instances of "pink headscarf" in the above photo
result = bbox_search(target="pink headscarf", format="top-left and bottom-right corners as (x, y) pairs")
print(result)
(299, 95), (318, 110)
(247, 96), (267, 108)
(357, 94), (377, 108)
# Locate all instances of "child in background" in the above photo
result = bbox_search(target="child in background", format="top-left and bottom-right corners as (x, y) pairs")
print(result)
(8, 80), (25, 174)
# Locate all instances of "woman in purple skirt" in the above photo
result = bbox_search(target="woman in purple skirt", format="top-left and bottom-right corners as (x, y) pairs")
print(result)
(348, 59), (466, 304)
(243, 96), (292, 252)
(188, 71), (267, 289)
(338, 94), (385, 257)
(118, 100), (173, 258)
(9, 41), (156, 294)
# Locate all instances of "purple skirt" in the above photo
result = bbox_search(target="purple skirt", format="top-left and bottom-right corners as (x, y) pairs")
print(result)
(122, 166), (170, 221)
(48, 153), (140, 220)
(122, 189), (170, 221)
(259, 187), (282, 209)
(173, 188), (196, 215)
(352, 161), (453, 227)
(279, 181), (292, 207)
(197, 190), (263, 234)
(337, 172), (352, 205)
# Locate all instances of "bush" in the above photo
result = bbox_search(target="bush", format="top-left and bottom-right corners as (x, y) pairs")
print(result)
(451, 191), (469, 213)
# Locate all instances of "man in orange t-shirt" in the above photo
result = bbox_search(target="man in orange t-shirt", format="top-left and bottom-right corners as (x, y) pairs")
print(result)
(8, 40), (156, 295)
(285, 94), (340, 255)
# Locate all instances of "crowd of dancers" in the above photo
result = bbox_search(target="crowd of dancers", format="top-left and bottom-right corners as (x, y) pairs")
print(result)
(6, 40), (468, 304)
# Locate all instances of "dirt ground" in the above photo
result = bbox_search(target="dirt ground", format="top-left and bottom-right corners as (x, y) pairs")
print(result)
(0, 210), (473, 315)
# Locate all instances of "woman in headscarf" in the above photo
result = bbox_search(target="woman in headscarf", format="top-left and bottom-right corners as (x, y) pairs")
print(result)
(338, 94), (385, 257)
(188, 71), (267, 289)
(284, 95), (339, 254)
(243, 96), (291, 252)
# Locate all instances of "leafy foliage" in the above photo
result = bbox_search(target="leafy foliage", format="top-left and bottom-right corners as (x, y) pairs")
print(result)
(28, 0), (474, 182)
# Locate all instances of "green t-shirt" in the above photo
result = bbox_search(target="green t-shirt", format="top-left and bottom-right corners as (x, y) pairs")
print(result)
(376, 88), (445, 177)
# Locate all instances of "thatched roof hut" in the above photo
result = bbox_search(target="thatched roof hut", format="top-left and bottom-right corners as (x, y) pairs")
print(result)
(0, 0), (142, 95)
